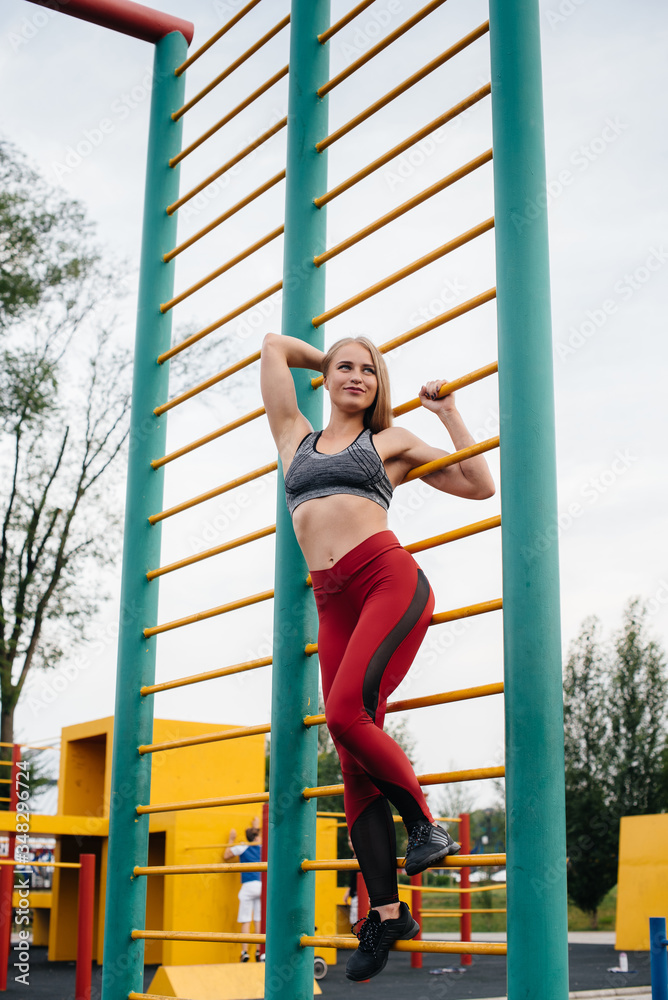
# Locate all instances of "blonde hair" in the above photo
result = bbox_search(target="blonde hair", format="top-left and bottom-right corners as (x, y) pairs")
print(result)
(321, 336), (393, 434)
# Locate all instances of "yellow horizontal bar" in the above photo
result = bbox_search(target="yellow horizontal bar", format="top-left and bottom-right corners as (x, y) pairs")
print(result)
(315, 149), (492, 266)
(423, 908), (507, 916)
(304, 681), (503, 728)
(137, 791), (269, 816)
(170, 66), (289, 167)
(382, 286), (498, 357)
(394, 361), (498, 418)
(175, 0), (262, 75)
(317, 0), (376, 43)
(148, 461), (277, 524)
(158, 282), (282, 363)
(143, 588), (273, 638)
(151, 406), (266, 469)
(385, 681), (504, 715)
(130, 994), (196, 1000)
(161, 226), (283, 312)
(0, 742), (56, 750)
(155, 351), (261, 415)
(165, 171), (285, 260)
(0, 778), (11, 783)
(405, 884), (506, 895)
(301, 933), (506, 955)
(318, 812), (459, 823)
(134, 862), (267, 877)
(314, 84), (491, 207)
(305, 601), (502, 655)
(138, 722), (270, 756)
(303, 767), (504, 800)
(141, 655), (272, 697)
(301, 853), (505, 872)
(147, 525), (275, 580)
(318, 0), (448, 97)
(312, 218), (494, 327)
(169, 127), (286, 214)
(132, 930), (266, 944)
(174, 15), (290, 120)
(403, 434), (499, 483)
(431, 598), (503, 626)
(316, 21), (489, 151)
(404, 514), (501, 553)
(0, 858), (80, 869)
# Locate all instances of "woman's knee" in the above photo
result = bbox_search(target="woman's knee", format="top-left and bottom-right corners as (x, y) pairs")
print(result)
(325, 696), (360, 744)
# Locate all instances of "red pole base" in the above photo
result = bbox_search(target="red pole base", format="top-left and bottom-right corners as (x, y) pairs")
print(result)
(75, 854), (96, 1000)
(410, 873), (423, 969)
(460, 813), (472, 966)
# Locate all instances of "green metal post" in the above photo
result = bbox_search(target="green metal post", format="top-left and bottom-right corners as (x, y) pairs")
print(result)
(265, 2), (329, 997)
(489, 3), (569, 999)
(101, 31), (186, 1000)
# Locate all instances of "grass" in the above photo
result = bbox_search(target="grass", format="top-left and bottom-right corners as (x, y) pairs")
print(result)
(567, 885), (617, 931)
(404, 876), (618, 934)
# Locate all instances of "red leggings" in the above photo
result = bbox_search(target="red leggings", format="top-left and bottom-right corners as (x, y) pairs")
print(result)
(311, 530), (435, 906)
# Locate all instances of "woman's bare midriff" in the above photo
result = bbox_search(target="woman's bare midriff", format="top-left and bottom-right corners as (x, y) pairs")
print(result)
(292, 494), (390, 570)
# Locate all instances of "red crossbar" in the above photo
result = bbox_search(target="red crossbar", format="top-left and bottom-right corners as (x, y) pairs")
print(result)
(25, 0), (194, 44)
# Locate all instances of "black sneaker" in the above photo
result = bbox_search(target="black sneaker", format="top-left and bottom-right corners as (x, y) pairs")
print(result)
(345, 901), (419, 982)
(404, 821), (461, 877)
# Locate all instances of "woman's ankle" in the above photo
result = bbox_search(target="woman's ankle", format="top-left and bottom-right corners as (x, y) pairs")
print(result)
(373, 901), (401, 922)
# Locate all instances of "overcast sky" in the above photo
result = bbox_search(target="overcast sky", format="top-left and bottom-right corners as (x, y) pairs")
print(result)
(1, 0), (666, 811)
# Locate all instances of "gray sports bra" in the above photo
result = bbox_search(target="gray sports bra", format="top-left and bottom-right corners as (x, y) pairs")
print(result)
(284, 427), (394, 517)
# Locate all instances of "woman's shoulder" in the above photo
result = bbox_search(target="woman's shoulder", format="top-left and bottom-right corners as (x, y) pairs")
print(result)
(372, 424), (418, 459)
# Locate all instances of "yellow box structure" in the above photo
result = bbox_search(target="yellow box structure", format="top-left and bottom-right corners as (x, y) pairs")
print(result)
(16, 716), (337, 969)
(616, 813), (668, 950)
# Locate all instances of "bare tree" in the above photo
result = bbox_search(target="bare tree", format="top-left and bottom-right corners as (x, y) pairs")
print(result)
(0, 322), (131, 745)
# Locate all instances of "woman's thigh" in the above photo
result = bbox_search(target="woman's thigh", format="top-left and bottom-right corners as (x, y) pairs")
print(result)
(325, 548), (434, 730)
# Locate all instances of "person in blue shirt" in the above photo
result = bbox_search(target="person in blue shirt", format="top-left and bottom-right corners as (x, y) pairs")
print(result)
(224, 820), (263, 962)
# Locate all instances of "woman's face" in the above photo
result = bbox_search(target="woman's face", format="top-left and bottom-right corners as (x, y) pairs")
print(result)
(324, 342), (378, 412)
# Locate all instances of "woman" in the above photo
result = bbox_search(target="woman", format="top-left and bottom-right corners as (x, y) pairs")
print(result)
(260, 332), (495, 981)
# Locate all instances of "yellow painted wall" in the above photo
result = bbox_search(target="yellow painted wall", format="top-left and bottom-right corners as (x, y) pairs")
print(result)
(50, 716), (266, 964)
(615, 814), (668, 950)
(44, 716), (342, 968)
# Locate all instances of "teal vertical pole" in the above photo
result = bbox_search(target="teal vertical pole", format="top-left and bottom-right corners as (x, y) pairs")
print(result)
(265, 2), (329, 998)
(489, 3), (569, 999)
(101, 31), (186, 1000)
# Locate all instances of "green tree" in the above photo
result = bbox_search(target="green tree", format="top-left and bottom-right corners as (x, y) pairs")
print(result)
(0, 139), (97, 328)
(0, 142), (130, 753)
(563, 601), (668, 926)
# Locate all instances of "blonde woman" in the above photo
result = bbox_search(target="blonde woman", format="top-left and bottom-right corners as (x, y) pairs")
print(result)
(261, 333), (494, 981)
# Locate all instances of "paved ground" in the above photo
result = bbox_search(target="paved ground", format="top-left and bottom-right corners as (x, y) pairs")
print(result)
(2, 941), (653, 999)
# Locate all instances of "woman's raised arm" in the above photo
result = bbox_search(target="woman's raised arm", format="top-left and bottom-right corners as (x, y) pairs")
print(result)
(260, 333), (324, 464)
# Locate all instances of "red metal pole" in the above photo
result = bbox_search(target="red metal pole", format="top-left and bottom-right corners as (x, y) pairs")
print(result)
(0, 745), (21, 992)
(410, 872), (423, 969)
(259, 802), (269, 958)
(459, 812), (472, 966)
(24, 0), (194, 44)
(356, 871), (369, 921)
(75, 854), (96, 1000)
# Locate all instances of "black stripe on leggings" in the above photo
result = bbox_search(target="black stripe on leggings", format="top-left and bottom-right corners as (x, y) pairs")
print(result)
(362, 568), (431, 723)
